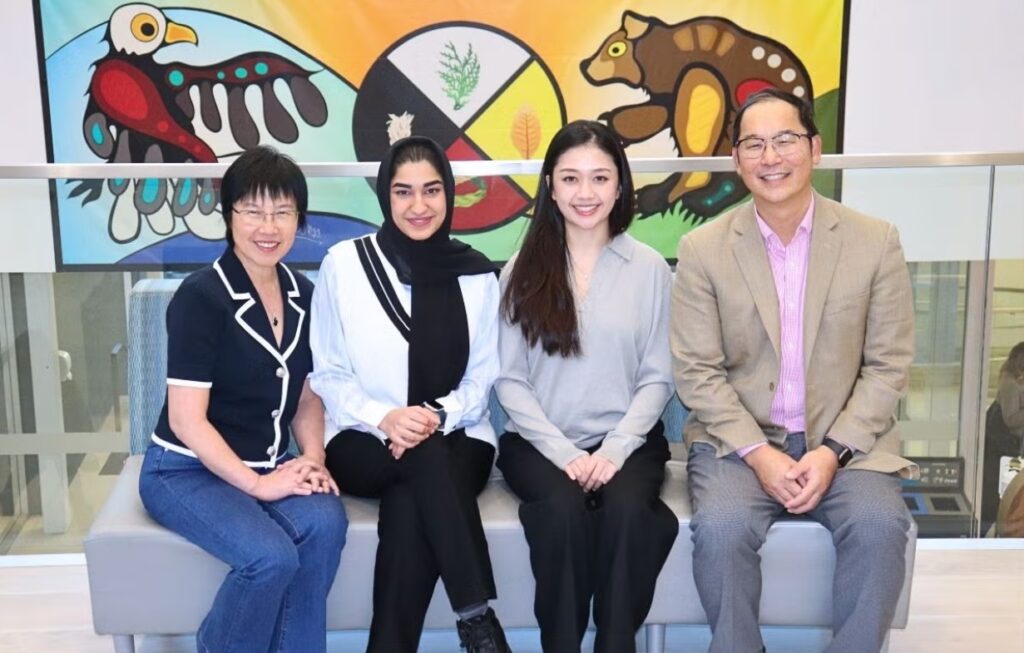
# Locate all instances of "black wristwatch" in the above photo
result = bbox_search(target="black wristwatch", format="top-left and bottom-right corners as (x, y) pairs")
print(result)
(821, 438), (853, 468)
(423, 400), (447, 432)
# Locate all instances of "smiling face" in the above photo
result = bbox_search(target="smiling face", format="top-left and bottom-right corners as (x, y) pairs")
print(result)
(230, 193), (298, 272)
(549, 143), (620, 239)
(733, 98), (821, 218)
(389, 159), (447, 240)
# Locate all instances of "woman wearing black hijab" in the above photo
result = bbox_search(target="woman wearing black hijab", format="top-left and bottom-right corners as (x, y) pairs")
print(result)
(310, 137), (511, 653)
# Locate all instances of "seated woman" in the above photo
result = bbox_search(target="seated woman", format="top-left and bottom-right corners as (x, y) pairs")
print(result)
(984, 341), (1024, 532)
(310, 136), (511, 653)
(998, 342), (1024, 444)
(138, 145), (348, 653)
(496, 120), (678, 653)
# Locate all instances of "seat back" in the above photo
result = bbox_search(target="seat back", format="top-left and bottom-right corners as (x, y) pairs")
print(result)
(127, 279), (181, 454)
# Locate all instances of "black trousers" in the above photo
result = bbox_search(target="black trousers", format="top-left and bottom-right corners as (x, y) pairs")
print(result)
(497, 424), (678, 653)
(325, 429), (496, 653)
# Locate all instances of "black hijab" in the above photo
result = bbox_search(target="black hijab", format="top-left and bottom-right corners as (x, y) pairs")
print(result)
(375, 136), (497, 407)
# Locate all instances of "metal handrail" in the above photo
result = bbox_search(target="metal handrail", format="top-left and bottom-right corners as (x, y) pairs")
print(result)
(1, 152), (1022, 179)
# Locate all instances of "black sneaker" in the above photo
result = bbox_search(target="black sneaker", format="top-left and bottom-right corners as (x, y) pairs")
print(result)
(456, 607), (512, 653)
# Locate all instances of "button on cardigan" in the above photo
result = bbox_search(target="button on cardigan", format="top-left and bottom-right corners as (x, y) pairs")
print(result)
(151, 248), (314, 467)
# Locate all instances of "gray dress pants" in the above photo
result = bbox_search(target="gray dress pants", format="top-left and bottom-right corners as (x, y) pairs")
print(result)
(687, 434), (911, 653)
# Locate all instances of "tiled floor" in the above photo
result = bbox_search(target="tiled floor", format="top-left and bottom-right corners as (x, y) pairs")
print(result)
(1, 548), (1022, 652)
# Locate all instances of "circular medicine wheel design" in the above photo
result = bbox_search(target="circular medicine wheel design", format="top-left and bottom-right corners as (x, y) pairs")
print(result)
(354, 23), (566, 232)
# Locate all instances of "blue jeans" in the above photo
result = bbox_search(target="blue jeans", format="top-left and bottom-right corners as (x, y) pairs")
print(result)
(139, 444), (348, 653)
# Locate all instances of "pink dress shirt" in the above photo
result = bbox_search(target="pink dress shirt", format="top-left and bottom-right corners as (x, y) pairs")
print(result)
(738, 198), (813, 457)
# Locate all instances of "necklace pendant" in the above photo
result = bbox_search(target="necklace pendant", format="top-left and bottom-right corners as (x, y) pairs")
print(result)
(272, 316), (279, 327)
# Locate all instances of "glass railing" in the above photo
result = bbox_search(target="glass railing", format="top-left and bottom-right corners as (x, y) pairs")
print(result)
(0, 152), (1021, 553)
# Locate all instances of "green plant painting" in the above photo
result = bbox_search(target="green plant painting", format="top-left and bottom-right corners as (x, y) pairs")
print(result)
(438, 41), (480, 110)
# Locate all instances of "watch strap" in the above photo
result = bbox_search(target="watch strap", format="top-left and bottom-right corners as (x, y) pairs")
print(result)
(422, 400), (446, 432)
(822, 438), (853, 467)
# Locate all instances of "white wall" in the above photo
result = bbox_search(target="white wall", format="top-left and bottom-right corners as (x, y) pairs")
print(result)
(1, 2), (47, 164)
(844, 0), (1024, 153)
(1, 0), (1021, 270)
(842, 0), (1024, 261)
(0, 1), (55, 271)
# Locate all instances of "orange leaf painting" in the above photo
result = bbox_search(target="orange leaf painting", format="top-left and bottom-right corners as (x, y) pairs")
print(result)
(510, 105), (541, 159)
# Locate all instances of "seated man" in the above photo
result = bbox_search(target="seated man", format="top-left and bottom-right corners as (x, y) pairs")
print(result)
(670, 88), (917, 653)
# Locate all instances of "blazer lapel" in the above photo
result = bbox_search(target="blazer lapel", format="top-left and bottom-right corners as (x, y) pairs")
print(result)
(732, 205), (781, 359)
(803, 194), (841, 370)
(278, 263), (306, 361)
(213, 250), (288, 366)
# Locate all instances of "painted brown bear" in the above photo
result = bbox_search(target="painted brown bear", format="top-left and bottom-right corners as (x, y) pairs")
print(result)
(582, 11), (813, 218)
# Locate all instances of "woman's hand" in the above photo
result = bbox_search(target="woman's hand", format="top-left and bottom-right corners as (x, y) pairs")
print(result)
(565, 454), (592, 486)
(249, 463), (320, 502)
(388, 442), (407, 460)
(278, 456), (339, 495)
(565, 453), (619, 491)
(379, 406), (440, 450)
(583, 455), (618, 491)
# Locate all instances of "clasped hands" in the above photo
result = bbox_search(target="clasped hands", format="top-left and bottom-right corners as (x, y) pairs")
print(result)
(565, 453), (619, 492)
(250, 456), (339, 501)
(745, 444), (839, 514)
(379, 406), (441, 460)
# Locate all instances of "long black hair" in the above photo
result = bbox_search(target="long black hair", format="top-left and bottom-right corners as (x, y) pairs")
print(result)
(501, 120), (635, 357)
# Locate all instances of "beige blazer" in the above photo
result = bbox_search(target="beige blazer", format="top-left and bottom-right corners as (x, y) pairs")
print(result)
(671, 193), (917, 477)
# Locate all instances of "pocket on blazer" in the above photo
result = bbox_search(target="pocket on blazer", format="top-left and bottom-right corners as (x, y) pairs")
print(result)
(823, 290), (870, 316)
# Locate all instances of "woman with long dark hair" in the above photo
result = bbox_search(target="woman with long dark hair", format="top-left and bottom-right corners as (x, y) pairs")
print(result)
(310, 136), (511, 653)
(496, 120), (678, 653)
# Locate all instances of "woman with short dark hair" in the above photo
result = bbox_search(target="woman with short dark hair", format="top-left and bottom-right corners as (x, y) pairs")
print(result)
(138, 145), (347, 653)
(497, 120), (678, 653)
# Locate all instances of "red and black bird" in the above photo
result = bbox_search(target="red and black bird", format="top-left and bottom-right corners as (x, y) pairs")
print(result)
(74, 3), (329, 242)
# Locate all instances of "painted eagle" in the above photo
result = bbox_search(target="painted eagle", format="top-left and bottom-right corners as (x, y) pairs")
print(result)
(72, 3), (328, 242)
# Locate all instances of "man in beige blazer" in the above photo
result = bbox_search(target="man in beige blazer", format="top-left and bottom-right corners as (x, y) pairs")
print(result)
(671, 89), (917, 653)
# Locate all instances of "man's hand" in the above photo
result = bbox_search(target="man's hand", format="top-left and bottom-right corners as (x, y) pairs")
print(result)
(744, 445), (803, 505)
(783, 447), (839, 514)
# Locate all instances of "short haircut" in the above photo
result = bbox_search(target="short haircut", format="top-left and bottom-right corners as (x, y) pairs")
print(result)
(220, 146), (308, 246)
(732, 88), (819, 144)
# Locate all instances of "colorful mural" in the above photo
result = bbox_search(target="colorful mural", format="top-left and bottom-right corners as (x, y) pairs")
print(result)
(34, 1), (849, 269)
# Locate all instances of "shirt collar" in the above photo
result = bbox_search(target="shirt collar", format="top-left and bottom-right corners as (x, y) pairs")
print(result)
(605, 232), (635, 261)
(214, 246), (301, 301)
(754, 196), (815, 248)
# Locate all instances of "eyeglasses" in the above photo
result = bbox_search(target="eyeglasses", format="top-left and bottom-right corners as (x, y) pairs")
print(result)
(735, 132), (811, 159)
(232, 207), (298, 225)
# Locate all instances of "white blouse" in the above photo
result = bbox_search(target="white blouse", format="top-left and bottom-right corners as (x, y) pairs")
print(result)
(310, 234), (500, 447)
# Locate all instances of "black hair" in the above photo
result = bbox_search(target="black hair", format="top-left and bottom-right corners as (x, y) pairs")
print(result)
(501, 119), (635, 357)
(220, 145), (308, 246)
(731, 88), (819, 145)
(388, 141), (448, 185)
